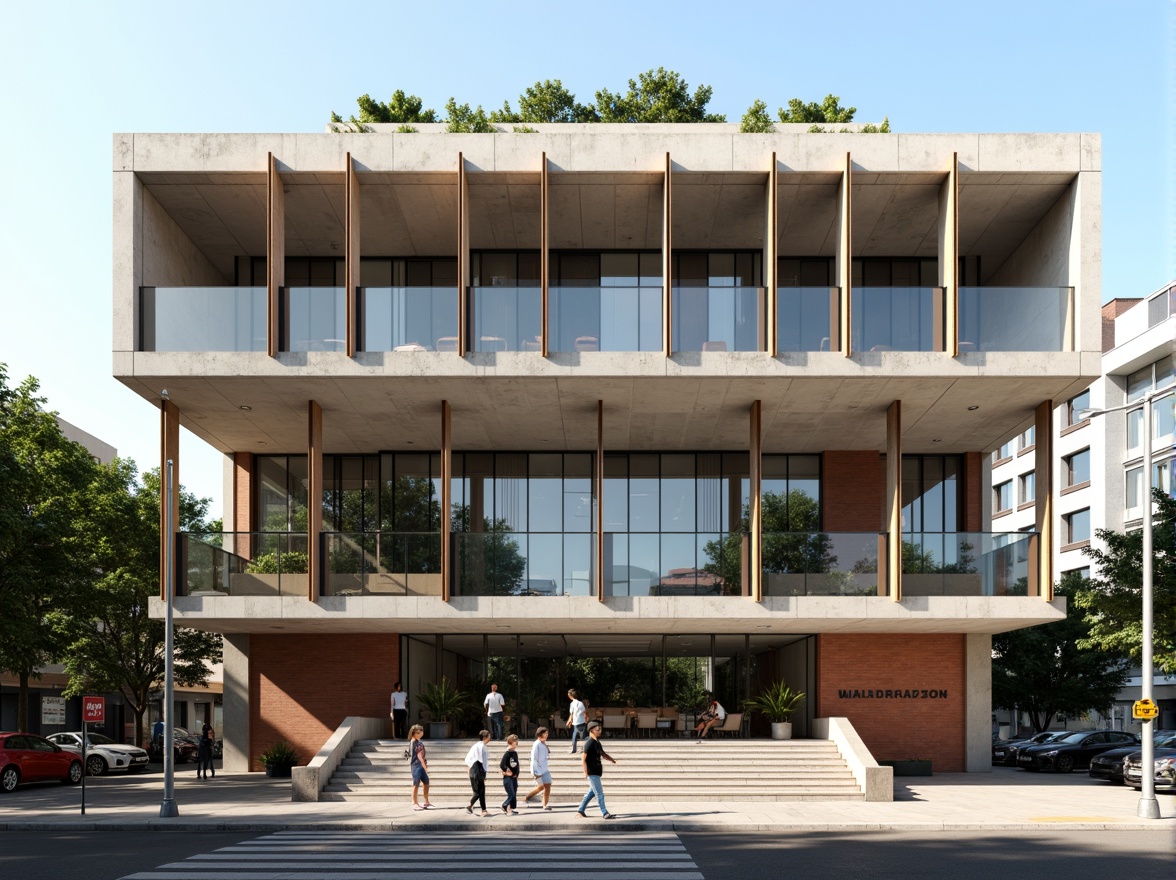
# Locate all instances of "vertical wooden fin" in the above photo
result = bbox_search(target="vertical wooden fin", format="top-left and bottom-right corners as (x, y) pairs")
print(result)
(441, 401), (453, 601)
(345, 153), (361, 358)
(886, 401), (902, 601)
(596, 401), (604, 602)
(663, 152), (672, 357)
(541, 152), (550, 358)
(838, 152), (852, 356)
(750, 401), (763, 602)
(307, 400), (323, 602)
(939, 152), (959, 356)
(266, 152), (285, 358)
(766, 152), (778, 356)
(457, 154), (468, 355)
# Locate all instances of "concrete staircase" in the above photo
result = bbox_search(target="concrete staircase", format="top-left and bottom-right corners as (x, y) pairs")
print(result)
(322, 737), (864, 802)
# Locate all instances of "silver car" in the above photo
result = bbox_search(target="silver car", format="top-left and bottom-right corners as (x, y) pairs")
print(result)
(46, 732), (151, 776)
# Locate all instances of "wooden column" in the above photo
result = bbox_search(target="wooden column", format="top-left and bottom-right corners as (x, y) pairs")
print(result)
(837, 152), (852, 355)
(440, 400), (452, 601)
(1034, 401), (1054, 600)
(886, 401), (903, 601)
(159, 398), (180, 600)
(939, 152), (959, 356)
(345, 153), (361, 358)
(749, 401), (763, 601)
(307, 401), (323, 602)
(596, 401), (604, 601)
(266, 152), (285, 358)
(662, 152), (673, 357)
(541, 152), (550, 358)
(766, 152), (778, 356)
(457, 154), (469, 355)
(232, 452), (254, 562)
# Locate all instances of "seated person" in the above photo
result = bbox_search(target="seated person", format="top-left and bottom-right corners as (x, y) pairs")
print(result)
(693, 696), (727, 741)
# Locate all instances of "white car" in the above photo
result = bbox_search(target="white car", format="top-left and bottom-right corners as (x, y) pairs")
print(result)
(46, 732), (151, 776)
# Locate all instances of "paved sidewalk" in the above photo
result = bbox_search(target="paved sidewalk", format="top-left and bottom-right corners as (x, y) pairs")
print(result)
(1, 766), (1173, 833)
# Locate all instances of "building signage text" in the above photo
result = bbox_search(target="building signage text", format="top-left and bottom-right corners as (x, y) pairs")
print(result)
(837, 688), (949, 699)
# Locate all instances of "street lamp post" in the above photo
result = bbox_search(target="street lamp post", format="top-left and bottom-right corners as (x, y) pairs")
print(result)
(159, 457), (179, 818)
(1081, 391), (1161, 820)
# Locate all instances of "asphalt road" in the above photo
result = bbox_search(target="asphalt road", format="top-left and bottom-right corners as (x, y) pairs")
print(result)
(0, 828), (1172, 880)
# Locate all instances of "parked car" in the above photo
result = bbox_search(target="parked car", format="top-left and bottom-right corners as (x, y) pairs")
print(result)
(1123, 736), (1176, 792)
(1088, 732), (1176, 784)
(46, 732), (151, 776)
(0, 732), (84, 792)
(992, 731), (1069, 766)
(1017, 730), (1140, 773)
(151, 728), (199, 763)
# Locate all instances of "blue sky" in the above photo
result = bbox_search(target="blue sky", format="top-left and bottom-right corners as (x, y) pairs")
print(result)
(0, 0), (1172, 518)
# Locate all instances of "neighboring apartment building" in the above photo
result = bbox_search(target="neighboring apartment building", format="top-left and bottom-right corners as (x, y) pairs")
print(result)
(113, 125), (1100, 773)
(989, 281), (1176, 731)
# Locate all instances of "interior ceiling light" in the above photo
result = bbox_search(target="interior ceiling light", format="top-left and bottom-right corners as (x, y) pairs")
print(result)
(967, 405), (980, 411)
(239, 405), (252, 411)
(932, 438), (943, 443)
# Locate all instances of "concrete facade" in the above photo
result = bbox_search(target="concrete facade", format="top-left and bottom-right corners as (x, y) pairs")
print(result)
(114, 126), (1100, 775)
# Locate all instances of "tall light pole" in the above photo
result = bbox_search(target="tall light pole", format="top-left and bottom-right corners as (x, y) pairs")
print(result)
(1081, 390), (1161, 820)
(160, 455), (179, 818)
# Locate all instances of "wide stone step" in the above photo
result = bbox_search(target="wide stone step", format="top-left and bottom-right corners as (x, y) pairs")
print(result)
(321, 790), (866, 802)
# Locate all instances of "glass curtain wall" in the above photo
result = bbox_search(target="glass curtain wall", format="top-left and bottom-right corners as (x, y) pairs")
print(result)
(851, 258), (939, 352)
(777, 258), (835, 352)
(282, 257), (346, 352)
(549, 252), (663, 352)
(470, 253), (542, 351)
(672, 252), (763, 352)
(360, 258), (459, 351)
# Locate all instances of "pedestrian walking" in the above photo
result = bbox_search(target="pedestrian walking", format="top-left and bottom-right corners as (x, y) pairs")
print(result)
(152, 717), (164, 760)
(464, 729), (491, 816)
(390, 682), (409, 739)
(567, 688), (588, 754)
(484, 683), (506, 740)
(499, 734), (521, 814)
(576, 722), (618, 819)
(408, 724), (433, 811)
(196, 727), (215, 779)
(523, 726), (553, 809)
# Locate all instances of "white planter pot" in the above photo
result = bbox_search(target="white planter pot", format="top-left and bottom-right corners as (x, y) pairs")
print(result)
(770, 721), (793, 740)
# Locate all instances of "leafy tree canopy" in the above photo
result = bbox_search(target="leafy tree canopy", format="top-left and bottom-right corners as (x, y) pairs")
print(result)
(595, 67), (724, 123)
(778, 94), (856, 124)
(1072, 489), (1176, 674)
(992, 573), (1130, 732)
(330, 90), (437, 129)
(490, 79), (598, 124)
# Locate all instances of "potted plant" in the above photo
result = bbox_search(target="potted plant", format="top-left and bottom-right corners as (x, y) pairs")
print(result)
(745, 681), (806, 740)
(258, 739), (299, 777)
(417, 677), (471, 739)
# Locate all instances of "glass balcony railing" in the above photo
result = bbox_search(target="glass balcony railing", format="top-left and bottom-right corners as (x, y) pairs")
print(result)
(672, 286), (764, 352)
(140, 287), (266, 352)
(902, 531), (1032, 596)
(605, 532), (738, 597)
(762, 532), (883, 596)
(470, 286), (542, 352)
(323, 532), (442, 596)
(549, 286), (662, 352)
(179, 532), (308, 597)
(452, 531), (594, 597)
(777, 287), (839, 352)
(852, 287), (941, 352)
(958, 287), (1072, 352)
(284, 287), (345, 352)
(360, 287), (458, 352)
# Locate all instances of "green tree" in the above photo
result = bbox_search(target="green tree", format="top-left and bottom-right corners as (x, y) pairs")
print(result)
(330, 90), (437, 130)
(1072, 489), (1176, 674)
(62, 464), (222, 747)
(595, 67), (726, 123)
(0, 365), (99, 732)
(490, 79), (599, 124)
(445, 98), (494, 133)
(992, 573), (1130, 732)
(778, 94), (857, 124)
(740, 99), (775, 133)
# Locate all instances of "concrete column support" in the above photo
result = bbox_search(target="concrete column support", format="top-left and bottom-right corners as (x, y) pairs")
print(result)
(662, 152), (672, 357)
(837, 152), (852, 355)
(457, 154), (469, 355)
(766, 152), (778, 356)
(938, 152), (959, 356)
(541, 152), (550, 358)
(307, 400), (323, 602)
(159, 398), (180, 600)
(965, 633), (993, 772)
(222, 633), (250, 772)
(750, 400), (763, 601)
(886, 401), (902, 601)
(266, 152), (285, 358)
(231, 452), (254, 561)
(1034, 400), (1055, 600)
(344, 152), (361, 358)
(596, 401), (604, 601)
(440, 401), (452, 601)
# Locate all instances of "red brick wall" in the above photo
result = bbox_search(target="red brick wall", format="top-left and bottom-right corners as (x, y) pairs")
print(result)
(249, 634), (399, 770)
(817, 633), (965, 772)
(822, 452), (884, 531)
(233, 453), (253, 532)
(962, 451), (982, 532)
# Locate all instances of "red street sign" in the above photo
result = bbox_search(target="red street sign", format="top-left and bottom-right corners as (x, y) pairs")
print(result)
(83, 697), (105, 723)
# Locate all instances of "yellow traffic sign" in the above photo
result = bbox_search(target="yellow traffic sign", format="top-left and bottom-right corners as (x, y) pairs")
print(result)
(1133, 698), (1159, 719)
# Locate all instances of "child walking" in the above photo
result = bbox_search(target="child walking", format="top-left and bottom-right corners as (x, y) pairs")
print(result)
(464, 729), (491, 817)
(523, 727), (552, 809)
(408, 725), (433, 811)
(499, 733), (520, 814)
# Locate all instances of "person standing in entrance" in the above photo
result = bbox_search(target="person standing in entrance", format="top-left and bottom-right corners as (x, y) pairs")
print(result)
(484, 683), (506, 740)
(567, 688), (588, 754)
(523, 726), (552, 809)
(390, 682), (409, 740)
(408, 724), (433, 810)
(576, 722), (618, 819)
(196, 727), (215, 779)
(499, 733), (521, 814)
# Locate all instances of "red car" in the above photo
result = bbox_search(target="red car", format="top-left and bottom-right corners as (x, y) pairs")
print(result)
(0, 732), (84, 792)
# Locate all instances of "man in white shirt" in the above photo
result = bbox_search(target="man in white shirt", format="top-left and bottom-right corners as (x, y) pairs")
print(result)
(484, 683), (506, 740)
(390, 682), (408, 739)
(567, 688), (588, 754)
